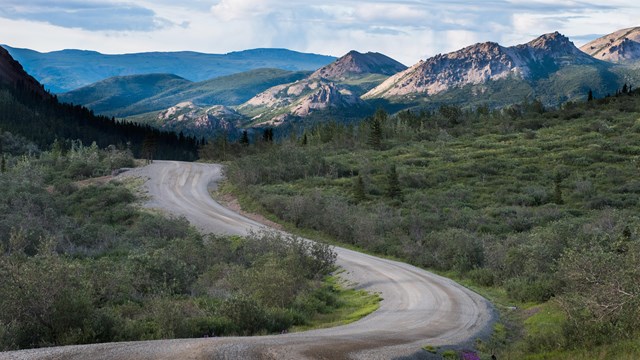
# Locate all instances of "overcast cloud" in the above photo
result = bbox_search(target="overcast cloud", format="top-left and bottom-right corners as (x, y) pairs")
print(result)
(1, 0), (638, 65)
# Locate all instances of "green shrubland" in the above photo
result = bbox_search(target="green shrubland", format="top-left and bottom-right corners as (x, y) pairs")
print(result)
(213, 90), (640, 357)
(0, 135), (339, 350)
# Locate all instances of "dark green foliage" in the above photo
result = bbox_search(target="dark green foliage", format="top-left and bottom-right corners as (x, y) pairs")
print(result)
(0, 82), (198, 161)
(0, 147), (336, 350)
(553, 173), (564, 205)
(386, 164), (402, 200)
(240, 130), (249, 145)
(353, 175), (366, 202)
(367, 109), (385, 150)
(262, 128), (274, 142)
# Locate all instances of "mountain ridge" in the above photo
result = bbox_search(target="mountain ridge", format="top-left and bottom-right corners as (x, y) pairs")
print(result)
(363, 32), (599, 100)
(237, 50), (404, 125)
(59, 68), (311, 117)
(0, 46), (50, 99)
(580, 27), (640, 63)
(1, 45), (336, 93)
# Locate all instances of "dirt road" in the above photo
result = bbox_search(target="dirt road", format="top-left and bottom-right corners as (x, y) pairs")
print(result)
(2, 161), (494, 360)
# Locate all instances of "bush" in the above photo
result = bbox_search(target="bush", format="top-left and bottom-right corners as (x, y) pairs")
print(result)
(505, 277), (556, 303)
(467, 268), (495, 287)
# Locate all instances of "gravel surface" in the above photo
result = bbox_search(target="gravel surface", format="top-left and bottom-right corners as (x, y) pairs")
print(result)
(1, 161), (495, 360)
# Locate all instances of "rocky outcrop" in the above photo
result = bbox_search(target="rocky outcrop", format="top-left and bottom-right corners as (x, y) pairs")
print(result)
(363, 32), (597, 100)
(238, 50), (403, 125)
(239, 78), (363, 125)
(580, 27), (640, 63)
(157, 102), (240, 132)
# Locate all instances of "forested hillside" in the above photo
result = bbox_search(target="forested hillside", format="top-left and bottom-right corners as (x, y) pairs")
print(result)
(0, 83), (199, 160)
(210, 90), (640, 358)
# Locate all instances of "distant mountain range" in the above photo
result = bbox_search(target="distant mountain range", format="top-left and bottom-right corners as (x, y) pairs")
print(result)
(59, 68), (311, 118)
(0, 46), (336, 93)
(0, 47), (198, 159)
(0, 46), (50, 99)
(5, 26), (640, 137)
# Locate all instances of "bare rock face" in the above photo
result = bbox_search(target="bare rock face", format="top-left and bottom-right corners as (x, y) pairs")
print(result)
(0, 46), (50, 98)
(364, 32), (595, 100)
(239, 50), (401, 125)
(310, 50), (406, 81)
(239, 78), (363, 125)
(157, 102), (239, 132)
(580, 27), (640, 63)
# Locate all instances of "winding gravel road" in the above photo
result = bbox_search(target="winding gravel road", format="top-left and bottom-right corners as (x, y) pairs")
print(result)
(2, 161), (494, 360)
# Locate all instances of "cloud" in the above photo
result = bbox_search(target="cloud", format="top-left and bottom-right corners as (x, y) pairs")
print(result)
(0, 0), (173, 31)
(2, 0), (640, 66)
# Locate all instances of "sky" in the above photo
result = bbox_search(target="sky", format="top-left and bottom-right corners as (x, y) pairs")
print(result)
(1, 0), (639, 65)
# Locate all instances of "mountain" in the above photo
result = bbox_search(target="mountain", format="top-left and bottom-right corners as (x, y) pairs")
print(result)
(128, 102), (242, 138)
(0, 47), (197, 160)
(310, 50), (406, 80)
(57, 74), (191, 116)
(580, 27), (640, 63)
(364, 32), (600, 100)
(0, 46), (50, 99)
(239, 80), (363, 126)
(237, 50), (406, 126)
(60, 68), (311, 117)
(1, 46), (336, 93)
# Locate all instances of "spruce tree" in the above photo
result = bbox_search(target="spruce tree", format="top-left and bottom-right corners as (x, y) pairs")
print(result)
(386, 164), (402, 200)
(553, 173), (564, 205)
(587, 89), (593, 102)
(368, 117), (382, 150)
(353, 175), (366, 202)
(240, 130), (249, 146)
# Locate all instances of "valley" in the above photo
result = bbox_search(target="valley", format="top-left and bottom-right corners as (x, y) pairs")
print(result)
(15, 28), (640, 140)
(2, 19), (640, 360)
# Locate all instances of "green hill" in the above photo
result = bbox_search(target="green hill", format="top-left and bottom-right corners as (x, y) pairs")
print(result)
(60, 68), (311, 118)
(57, 74), (191, 116)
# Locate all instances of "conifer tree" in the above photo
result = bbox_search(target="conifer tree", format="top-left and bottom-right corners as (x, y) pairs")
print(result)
(553, 173), (564, 205)
(368, 110), (386, 150)
(386, 164), (402, 200)
(353, 175), (366, 202)
(240, 130), (249, 146)
(587, 89), (593, 102)
(1, 154), (5, 173)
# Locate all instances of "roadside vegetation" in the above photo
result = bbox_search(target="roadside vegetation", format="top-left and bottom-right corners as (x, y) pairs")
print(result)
(0, 134), (340, 350)
(205, 89), (640, 358)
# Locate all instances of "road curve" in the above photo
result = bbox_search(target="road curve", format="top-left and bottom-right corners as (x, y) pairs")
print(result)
(2, 161), (494, 360)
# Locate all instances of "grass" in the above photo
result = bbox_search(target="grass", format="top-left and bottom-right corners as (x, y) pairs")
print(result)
(291, 275), (382, 332)
(422, 345), (439, 354)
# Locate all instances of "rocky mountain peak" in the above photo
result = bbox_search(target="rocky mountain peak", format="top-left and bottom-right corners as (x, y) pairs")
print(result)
(517, 32), (581, 57)
(527, 31), (570, 49)
(580, 26), (640, 63)
(310, 50), (406, 80)
(363, 31), (595, 100)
